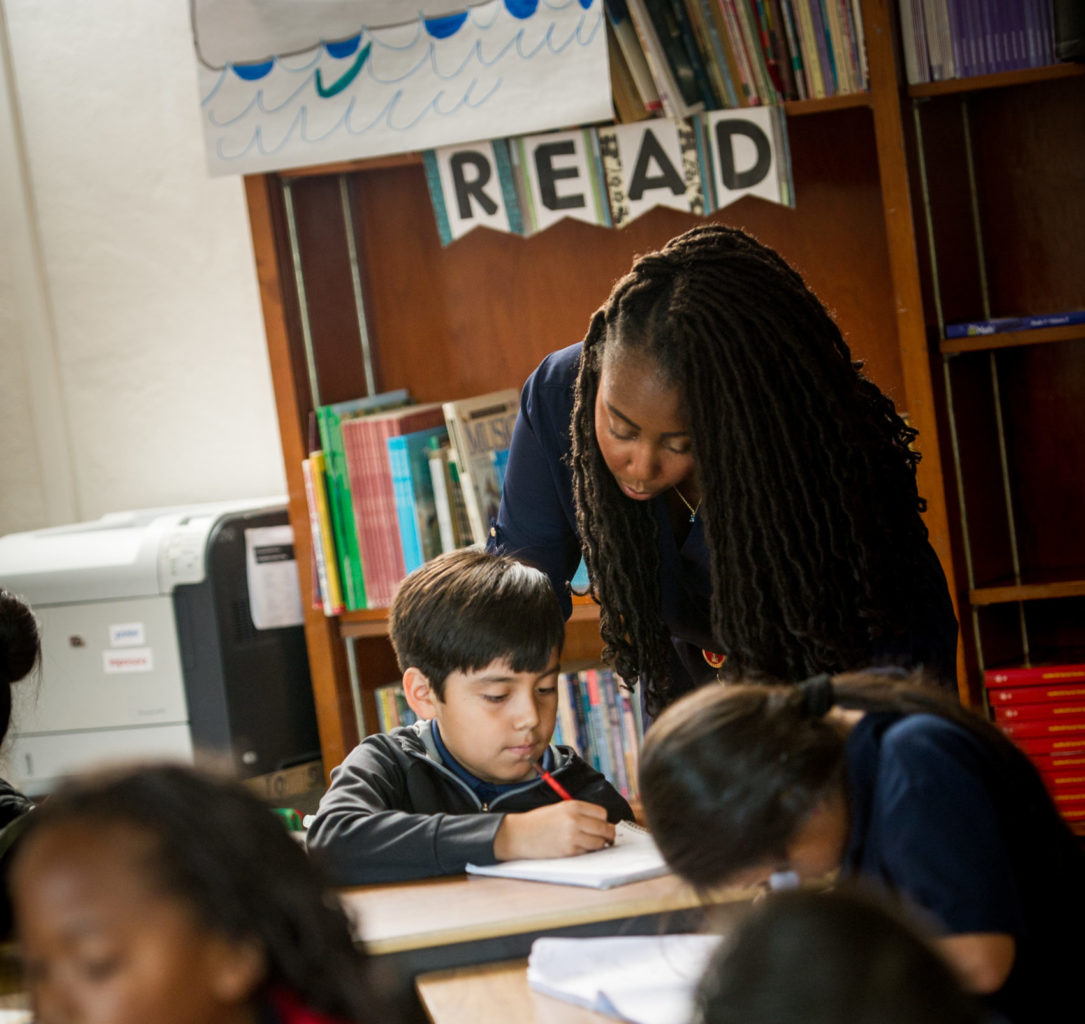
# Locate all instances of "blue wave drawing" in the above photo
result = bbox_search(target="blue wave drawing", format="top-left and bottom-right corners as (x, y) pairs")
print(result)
(199, 0), (606, 171)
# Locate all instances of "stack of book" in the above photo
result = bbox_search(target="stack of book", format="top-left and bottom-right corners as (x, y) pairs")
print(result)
(986, 661), (1085, 835)
(373, 682), (418, 732)
(553, 667), (644, 802)
(607, 0), (869, 119)
(898, 0), (1057, 84)
(301, 387), (520, 612)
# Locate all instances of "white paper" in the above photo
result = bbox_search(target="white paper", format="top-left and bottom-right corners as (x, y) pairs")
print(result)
(702, 107), (782, 210)
(466, 820), (668, 889)
(244, 525), (303, 630)
(527, 933), (721, 1024)
(194, 0), (612, 176)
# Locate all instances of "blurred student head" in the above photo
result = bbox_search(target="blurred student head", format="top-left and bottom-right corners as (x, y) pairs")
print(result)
(9, 763), (381, 1024)
(693, 886), (985, 1024)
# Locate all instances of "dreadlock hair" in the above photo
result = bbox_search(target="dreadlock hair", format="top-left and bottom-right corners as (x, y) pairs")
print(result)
(569, 224), (930, 714)
(638, 668), (1058, 891)
(10, 763), (380, 1022)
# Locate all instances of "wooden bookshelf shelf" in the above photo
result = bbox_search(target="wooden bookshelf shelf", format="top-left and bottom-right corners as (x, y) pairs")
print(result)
(941, 323), (1085, 355)
(908, 61), (1085, 99)
(971, 574), (1085, 607)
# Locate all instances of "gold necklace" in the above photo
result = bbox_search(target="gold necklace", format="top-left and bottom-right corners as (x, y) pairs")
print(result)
(673, 485), (701, 523)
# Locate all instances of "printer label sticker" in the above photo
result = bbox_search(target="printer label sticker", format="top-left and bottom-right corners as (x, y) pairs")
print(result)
(110, 622), (146, 647)
(245, 525), (304, 630)
(103, 648), (154, 674)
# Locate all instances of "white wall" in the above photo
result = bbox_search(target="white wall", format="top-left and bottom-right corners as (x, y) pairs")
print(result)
(0, 0), (285, 537)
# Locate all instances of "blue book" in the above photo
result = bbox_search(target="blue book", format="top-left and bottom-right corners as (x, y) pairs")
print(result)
(386, 425), (449, 575)
(944, 309), (1085, 339)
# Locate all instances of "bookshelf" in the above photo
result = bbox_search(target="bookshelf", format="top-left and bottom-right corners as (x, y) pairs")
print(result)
(908, 58), (1085, 690)
(243, 0), (1080, 774)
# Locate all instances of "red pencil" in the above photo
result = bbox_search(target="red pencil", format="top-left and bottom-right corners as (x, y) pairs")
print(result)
(532, 760), (573, 800)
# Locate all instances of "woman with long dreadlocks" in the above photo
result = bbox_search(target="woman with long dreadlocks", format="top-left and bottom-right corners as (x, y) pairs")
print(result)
(489, 225), (957, 716)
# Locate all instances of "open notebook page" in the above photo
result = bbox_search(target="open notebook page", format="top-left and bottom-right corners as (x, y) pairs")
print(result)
(465, 820), (668, 888)
(527, 933), (721, 1024)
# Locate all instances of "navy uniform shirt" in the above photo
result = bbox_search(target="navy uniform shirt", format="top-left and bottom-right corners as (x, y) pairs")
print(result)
(843, 711), (1085, 1023)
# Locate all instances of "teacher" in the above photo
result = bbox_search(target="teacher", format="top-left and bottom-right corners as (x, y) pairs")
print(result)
(489, 226), (957, 715)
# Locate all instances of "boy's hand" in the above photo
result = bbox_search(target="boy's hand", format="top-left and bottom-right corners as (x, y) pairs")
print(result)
(493, 801), (616, 861)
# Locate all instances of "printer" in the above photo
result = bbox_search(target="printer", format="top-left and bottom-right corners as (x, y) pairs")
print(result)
(0, 499), (321, 796)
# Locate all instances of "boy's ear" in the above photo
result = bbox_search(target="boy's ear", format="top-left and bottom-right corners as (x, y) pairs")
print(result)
(402, 666), (439, 719)
(207, 937), (266, 1003)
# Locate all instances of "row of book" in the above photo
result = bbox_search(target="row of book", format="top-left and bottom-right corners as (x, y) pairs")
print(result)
(607, 0), (869, 122)
(373, 666), (644, 802)
(985, 661), (1085, 835)
(302, 387), (519, 612)
(899, 0), (1060, 84)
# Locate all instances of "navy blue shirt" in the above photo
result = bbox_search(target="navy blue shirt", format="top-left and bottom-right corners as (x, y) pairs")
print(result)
(492, 342), (959, 696)
(844, 711), (1085, 1023)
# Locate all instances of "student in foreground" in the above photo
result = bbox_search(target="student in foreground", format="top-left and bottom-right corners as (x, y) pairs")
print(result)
(694, 886), (984, 1024)
(639, 670), (1084, 1024)
(9, 764), (388, 1024)
(306, 548), (634, 885)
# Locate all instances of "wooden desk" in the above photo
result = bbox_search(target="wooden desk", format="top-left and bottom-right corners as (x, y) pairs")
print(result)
(341, 871), (752, 975)
(416, 958), (608, 1024)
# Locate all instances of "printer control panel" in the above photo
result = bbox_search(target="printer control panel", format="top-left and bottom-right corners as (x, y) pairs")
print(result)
(158, 517), (214, 589)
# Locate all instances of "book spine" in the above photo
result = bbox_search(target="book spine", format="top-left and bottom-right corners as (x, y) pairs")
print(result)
(792, 0), (827, 96)
(584, 670), (615, 783)
(734, 0), (778, 103)
(387, 436), (424, 576)
(300, 457), (327, 612)
(693, 0), (741, 105)
(717, 0), (761, 104)
(600, 669), (631, 796)
(987, 683), (1085, 706)
(668, 0), (720, 106)
(984, 662), (1085, 687)
(316, 406), (367, 610)
(607, 0), (665, 113)
(776, 0), (808, 100)
(848, 0), (867, 88)
(1012, 733), (1085, 757)
(993, 702), (1085, 723)
(998, 715), (1085, 739)
(808, 0), (838, 95)
(309, 451), (345, 615)
(618, 682), (642, 801)
(626, 0), (700, 118)
(751, 0), (787, 99)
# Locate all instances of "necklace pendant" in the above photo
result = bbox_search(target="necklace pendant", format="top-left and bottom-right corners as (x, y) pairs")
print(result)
(689, 512), (696, 523)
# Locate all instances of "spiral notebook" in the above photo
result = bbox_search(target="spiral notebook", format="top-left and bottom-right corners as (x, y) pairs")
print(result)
(465, 820), (668, 888)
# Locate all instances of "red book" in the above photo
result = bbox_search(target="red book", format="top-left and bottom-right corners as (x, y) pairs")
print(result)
(342, 403), (445, 608)
(985, 662), (1085, 687)
(998, 715), (1085, 739)
(1011, 733), (1085, 757)
(986, 682), (1085, 706)
(993, 701), (1085, 723)
(1039, 772), (1085, 793)
(1042, 752), (1085, 772)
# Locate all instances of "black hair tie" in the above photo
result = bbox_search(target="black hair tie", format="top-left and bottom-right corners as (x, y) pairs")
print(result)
(799, 673), (835, 718)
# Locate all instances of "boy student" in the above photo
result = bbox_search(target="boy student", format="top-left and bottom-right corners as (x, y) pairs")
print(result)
(306, 548), (634, 885)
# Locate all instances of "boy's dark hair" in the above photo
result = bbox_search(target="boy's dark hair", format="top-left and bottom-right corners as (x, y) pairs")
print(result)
(11, 764), (379, 1022)
(0, 589), (41, 744)
(639, 668), (1049, 890)
(694, 885), (984, 1024)
(570, 224), (944, 714)
(388, 548), (565, 700)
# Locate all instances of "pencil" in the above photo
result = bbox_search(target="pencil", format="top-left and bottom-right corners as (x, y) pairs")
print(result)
(532, 759), (573, 800)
